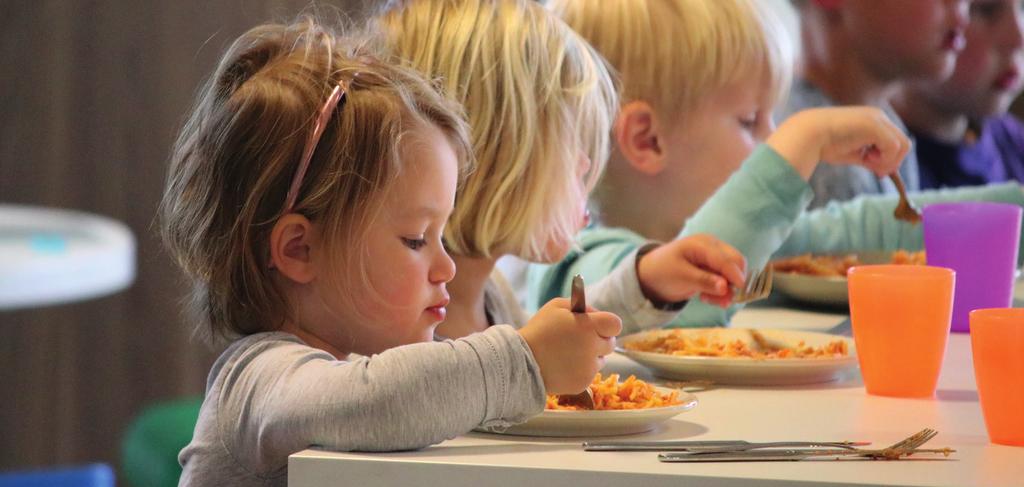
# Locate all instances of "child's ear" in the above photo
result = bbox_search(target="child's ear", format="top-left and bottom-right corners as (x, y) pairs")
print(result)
(269, 214), (318, 284)
(615, 101), (666, 176)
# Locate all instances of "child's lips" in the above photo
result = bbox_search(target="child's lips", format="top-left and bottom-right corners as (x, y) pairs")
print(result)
(993, 67), (1021, 91)
(941, 30), (966, 52)
(426, 296), (449, 321)
(426, 306), (447, 322)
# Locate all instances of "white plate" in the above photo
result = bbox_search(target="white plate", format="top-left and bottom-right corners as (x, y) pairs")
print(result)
(617, 328), (857, 386)
(773, 251), (1022, 307)
(476, 388), (697, 437)
(771, 251), (894, 307)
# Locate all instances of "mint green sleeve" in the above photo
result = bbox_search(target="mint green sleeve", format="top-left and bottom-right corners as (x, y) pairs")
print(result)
(670, 145), (814, 327)
(525, 227), (684, 333)
(526, 227), (647, 313)
(778, 182), (1024, 259)
(529, 145), (812, 329)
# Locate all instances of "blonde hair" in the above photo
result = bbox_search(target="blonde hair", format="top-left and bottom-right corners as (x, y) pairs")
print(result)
(159, 17), (471, 341)
(378, 0), (617, 260)
(548, 0), (795, 123)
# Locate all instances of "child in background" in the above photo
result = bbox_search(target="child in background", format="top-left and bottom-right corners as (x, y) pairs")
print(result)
(378, 0), (748, 337)
(782, 0), (970, 207)
(531, 0), (1024, 327)
(161, 19), (620, 486)
(893, 0), (1024, 189)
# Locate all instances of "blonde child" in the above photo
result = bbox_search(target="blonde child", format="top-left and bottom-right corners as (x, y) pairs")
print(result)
(161, 18), (621, 486)
(378, 0), (749, 337)
(531, 0), (1024, 326)
(784, 0), (970, 207)
(893, 0), (1024, 189)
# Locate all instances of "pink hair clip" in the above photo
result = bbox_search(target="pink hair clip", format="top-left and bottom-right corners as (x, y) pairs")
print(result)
(282, 81), (347, 213)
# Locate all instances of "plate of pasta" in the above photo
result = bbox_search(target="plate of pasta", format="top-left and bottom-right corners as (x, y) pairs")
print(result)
(771, 250), (926, 306)
(617, 328), (857, 386)
(476, 373), (697, 437)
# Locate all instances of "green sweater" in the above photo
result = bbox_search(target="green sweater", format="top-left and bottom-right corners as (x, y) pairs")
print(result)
(527, 144), (1024, 327)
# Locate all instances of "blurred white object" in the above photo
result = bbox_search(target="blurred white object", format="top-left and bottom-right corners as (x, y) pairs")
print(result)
(494, 254), (531, 309)
(0, 204), (135, 310)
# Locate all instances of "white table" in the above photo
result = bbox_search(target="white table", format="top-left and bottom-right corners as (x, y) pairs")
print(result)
(0, 204), (135, 310)
(289, 307), (1023, 487)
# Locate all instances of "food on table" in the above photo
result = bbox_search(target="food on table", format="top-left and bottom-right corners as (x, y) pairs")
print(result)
(771, 250), (926, 277)
(623, 329), (849, 359)
(888, 249), (927, 266)
(545, 373), (681, 411)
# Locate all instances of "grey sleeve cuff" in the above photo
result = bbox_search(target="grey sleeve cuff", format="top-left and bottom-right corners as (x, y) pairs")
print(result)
(465, 325), (546, 428)
(589, 243), (684, 335)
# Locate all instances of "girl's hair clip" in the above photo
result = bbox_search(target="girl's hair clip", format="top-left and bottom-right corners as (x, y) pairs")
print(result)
(282, 81), (348, 214)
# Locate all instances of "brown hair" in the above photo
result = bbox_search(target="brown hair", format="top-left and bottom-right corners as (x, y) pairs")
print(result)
(159, 17), (471, 342)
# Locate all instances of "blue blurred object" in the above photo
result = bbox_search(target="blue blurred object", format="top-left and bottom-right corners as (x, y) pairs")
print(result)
(0, 464), (114, 487)
(28, 233), (68, 254)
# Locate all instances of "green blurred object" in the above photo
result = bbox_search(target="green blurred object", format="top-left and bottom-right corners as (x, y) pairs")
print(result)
(121, 396), (202, 487)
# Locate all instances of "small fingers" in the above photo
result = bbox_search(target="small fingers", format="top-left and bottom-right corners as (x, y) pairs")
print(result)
(679, 262), (730, 296)
(711, 241), (748, 288)
(684, 235), (747, 289)
(859, 111), (911, 176)
(702, 292), (735, 308)
(870, 130), (910, 177)
(587, 311), (623, 338)
(543, 297), (571, 311)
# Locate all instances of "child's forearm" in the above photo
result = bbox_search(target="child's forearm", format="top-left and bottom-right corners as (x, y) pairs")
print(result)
(220, 326), (544, 464)
(525, 228), (642, 312)
(526, 229), (684, 333)
(765, 110), (826, 179)
(778, 182), (1024, 265)
(679, 145), (812, 271)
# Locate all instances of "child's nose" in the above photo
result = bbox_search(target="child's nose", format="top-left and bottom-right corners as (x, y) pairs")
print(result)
(948, 0), (970, 30)
(999, 9), (1024, 51)
(429, 248), (457, 284)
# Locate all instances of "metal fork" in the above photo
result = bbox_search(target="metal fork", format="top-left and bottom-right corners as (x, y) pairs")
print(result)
(733, 264), (773, 304)
(583, 440), (869, 452)
(890, 173), (922, 224)
(553, 274), (596, 410)
(659, 428), (947, 462)
(870, 428), (938, 459)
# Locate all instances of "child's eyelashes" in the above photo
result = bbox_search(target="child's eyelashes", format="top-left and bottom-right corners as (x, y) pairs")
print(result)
(401, 236), (428, 250)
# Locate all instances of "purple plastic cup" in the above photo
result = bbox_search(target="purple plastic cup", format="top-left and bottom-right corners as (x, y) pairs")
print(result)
(923, 202), (1022, 333)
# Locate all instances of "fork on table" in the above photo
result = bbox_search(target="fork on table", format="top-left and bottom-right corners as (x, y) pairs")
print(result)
(658, 428), (951, 462)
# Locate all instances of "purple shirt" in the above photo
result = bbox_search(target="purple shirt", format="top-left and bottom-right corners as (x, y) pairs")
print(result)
(914, 114), (1024, 190)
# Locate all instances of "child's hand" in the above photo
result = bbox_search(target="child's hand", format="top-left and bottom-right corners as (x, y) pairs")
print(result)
(636, 234), (747, 309)
(767, 107), (911, 180)
(518, 298), (622, 395)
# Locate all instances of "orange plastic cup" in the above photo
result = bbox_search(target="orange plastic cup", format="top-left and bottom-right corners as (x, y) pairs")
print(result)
(848, 265), (955, 397)
(970, 308), (1024, 446)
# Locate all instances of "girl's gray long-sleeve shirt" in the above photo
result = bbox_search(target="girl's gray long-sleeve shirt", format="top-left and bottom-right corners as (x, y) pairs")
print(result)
(178, 324), (545, 487)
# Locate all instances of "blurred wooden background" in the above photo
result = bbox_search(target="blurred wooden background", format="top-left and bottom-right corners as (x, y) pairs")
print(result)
(0, 0), (1022, 480)
(0, 0), (373, 476)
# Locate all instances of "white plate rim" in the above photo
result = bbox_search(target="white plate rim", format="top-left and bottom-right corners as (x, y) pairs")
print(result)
(476, 387), (698, 437)
(536, 387), (699, 418)
(614, 328), (858, 385)
(616, 328), (856, 361)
